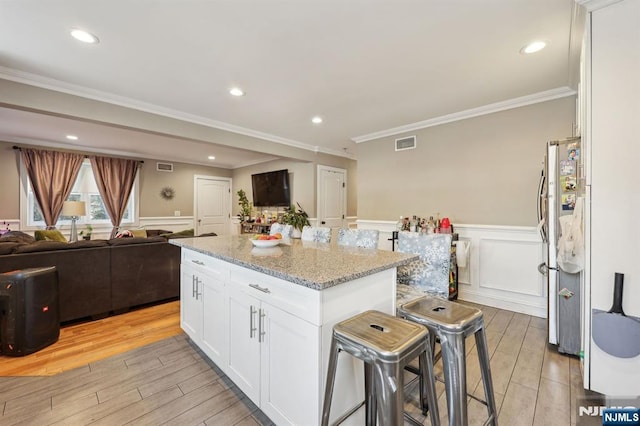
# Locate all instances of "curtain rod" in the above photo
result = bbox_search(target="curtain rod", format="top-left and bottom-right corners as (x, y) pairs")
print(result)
(12, 146), (144, 164)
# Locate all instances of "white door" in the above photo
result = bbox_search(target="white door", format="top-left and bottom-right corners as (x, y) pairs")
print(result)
(195, 176), (231, 236)
(317, 166), (346, 228)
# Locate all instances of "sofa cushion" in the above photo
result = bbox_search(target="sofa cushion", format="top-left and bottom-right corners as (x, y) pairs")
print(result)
(35, 229), (68, 242)
(107, 236), (166, 246)
(146, 229), (172, 238)
(14, 240), (72, 253)
(68, 240), (109, 249)
(0, 231), (36, 244)
(160, 229), (195, 239)
(0, 242), (22, 255)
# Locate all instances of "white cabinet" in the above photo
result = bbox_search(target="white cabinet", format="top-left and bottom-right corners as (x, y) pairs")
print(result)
(180, 250), (228, 367)
(180, 262), (202, 342)
(226, 284), (261, 402)
(227, 267), (321, 426)
(260, 301), (319, 426)
(178, 245), (397, 425)
(583, 0), (640, 396)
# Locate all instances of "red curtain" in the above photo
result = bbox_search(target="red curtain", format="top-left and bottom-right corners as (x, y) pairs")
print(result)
(21, 148), (84, 229)
(90, 156), (139, 238)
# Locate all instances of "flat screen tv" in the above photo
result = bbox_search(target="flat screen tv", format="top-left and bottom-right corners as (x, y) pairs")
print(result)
(251, 169), (291, 207)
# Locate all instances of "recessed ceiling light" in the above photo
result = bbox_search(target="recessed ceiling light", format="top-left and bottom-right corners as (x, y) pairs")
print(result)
(70, 29), (99, 44)
(208, 155), (216, 160)
(311, 116), (323, 124)
(66, 135), (78, 140)
(521, 41), (546, 54)
(229, 87), (245, 97)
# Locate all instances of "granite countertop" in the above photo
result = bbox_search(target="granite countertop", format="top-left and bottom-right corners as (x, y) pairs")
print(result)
(170, 235), (418, 290)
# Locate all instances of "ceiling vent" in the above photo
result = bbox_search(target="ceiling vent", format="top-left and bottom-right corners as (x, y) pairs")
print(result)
(395, 136), (416, 151)
(156, 162), (174, 172)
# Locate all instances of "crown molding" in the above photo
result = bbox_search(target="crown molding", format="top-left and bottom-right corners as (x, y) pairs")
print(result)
(575, 0), (624, 12)
(0, 67), (355, 160)
(352, 87), (577, 143)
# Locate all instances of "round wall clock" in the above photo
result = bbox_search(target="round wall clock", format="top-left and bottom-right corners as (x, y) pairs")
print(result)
(160, 186), (175, 200)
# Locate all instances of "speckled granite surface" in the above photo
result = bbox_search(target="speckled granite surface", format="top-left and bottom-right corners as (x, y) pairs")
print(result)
(170, 235), (418, 290)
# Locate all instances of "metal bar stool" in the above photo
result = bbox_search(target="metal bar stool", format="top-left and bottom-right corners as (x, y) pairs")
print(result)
(398, 297), (498, 426)
(321, 310), (440, 426)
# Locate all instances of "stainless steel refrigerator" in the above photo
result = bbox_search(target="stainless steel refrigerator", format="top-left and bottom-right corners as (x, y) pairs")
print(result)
(538, 137), (582, 355)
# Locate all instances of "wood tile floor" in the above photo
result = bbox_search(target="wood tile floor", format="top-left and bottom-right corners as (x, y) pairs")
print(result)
(0, 300), (602, 425)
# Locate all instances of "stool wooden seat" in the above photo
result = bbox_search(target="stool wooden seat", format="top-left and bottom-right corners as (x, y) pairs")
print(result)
(321, 310), (440, 426)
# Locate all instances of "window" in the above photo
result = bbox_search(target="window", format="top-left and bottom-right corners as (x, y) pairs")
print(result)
(21, 160), (138, 228)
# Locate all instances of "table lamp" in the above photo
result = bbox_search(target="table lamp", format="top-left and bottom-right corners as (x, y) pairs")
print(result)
(61, 201), (86, 242)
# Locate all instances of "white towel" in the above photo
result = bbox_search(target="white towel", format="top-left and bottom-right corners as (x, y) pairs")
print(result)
(456, 240), (470, 268)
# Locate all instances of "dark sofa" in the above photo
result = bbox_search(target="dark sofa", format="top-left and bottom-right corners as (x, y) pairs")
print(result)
(0, 235), (181, 323)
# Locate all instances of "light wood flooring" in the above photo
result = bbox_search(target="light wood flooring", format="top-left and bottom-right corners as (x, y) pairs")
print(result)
(0, 300), (601, 425)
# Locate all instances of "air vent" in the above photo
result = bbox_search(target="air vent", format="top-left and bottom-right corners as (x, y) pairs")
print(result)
(156, 162), (174, 172)
(395, 136), (416, 151)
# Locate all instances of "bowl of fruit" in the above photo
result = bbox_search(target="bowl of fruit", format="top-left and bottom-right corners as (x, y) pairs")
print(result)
(250, 233), (283, 248)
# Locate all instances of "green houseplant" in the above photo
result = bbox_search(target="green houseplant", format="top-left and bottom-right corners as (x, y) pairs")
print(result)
(237, 189), (252, 221)
(79, 224), (93, 240)
(281, 203), (310, 234)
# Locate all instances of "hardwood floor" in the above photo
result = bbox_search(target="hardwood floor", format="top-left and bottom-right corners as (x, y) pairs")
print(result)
(0, 300), (182, 376)
(0, 300), (601, 425)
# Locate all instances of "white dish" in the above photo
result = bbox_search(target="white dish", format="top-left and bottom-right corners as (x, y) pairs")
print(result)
(250, 238), (281, 248)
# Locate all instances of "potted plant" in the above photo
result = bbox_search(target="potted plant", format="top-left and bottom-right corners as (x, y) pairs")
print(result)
(237, 189), (252, 222)
(79, 224), (93, 240)
(281, 203), (310, 238)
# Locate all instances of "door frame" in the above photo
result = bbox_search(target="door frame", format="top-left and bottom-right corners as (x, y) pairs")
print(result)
(316, 165), (347, 228)
(193, 175), (232, 236)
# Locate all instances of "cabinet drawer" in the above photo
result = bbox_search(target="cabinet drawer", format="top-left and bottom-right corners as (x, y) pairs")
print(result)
(182, 249), (229, 281)
(230, 266), (321, 325)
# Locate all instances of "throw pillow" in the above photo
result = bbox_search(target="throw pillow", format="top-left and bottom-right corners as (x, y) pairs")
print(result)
(0, 230), (36, 244)
(34, 229), (67, 243)
(130, 229), (147, 238)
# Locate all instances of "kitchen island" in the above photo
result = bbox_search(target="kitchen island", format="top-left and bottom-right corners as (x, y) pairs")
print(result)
(170, 235), (417, 426)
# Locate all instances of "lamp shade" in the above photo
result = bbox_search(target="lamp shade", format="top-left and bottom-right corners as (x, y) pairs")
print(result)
(61, 201), (86, 217)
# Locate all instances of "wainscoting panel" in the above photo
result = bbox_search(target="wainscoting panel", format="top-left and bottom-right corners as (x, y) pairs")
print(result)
(139, 216), (195, 233)
(478, 238), (544, 296)
(356, 220), (546, 317)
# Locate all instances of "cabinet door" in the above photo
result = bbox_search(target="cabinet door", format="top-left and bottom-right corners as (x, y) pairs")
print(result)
(260, 303), (320, 426)
(180, 263), (202, 342)
(226, 285), (261, 403)
(201, 272), (227, 370)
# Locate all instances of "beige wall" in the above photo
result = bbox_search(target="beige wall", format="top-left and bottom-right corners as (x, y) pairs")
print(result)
(0, 141), (230, 221)
(0, 143), (21, 219)
(231, 154), (357, 219)
(356, 97), (576, 226)
(139, 160), (231, 217)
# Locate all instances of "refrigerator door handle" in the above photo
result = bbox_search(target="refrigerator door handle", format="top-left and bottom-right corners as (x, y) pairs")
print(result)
(537, 262), (548, 276)
(537, 169), (548, 243)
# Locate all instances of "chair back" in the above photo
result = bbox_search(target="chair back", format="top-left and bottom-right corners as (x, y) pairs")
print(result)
(337, 228), (379, 249)
(397, 231), (452, 299)
(269, 223), (293, 238)
(301, 226), (332, 243)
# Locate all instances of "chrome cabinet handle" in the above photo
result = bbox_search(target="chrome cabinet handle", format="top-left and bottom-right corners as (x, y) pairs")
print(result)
(258, 308), (266, 343)
(195, 277), (202, 300)
(250, 305), (257, 338)
(249, 283), (271, 294)
(192, 274), (197, 298)
(191, 259), (205, 266)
